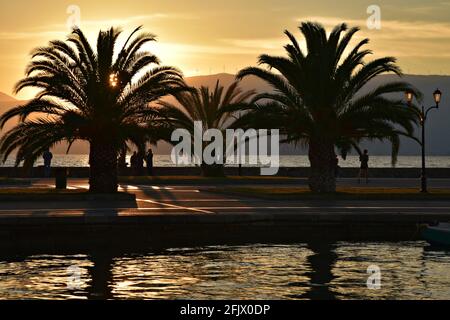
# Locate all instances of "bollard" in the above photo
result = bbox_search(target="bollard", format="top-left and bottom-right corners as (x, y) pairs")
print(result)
(55, 168), (68, 189)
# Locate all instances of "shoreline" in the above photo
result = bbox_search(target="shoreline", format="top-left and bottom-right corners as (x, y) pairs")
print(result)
(0, 209), (440, 254)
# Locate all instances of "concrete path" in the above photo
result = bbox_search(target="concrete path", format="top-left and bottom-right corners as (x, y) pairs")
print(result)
(2, 178), (450, 250)
(1, 178), (450, 218)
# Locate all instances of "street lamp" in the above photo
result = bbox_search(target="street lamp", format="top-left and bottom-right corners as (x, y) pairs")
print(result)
(406, 89), (443, 193)
(434, 89), (442, 105)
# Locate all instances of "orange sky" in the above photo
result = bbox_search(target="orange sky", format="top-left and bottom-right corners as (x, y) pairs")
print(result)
(1, 0), (450, 99)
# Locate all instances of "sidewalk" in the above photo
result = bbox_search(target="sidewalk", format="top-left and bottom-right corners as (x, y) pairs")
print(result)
(0, 180), (449, 252)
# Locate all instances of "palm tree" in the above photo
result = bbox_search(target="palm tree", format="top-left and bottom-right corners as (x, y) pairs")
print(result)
(235, 22), (421, 192)
(157, 80), (254, 176)
(0, 26), (187, 193)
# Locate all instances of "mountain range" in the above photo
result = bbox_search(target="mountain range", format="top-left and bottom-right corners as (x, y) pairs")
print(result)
(1, 73), (449, 156)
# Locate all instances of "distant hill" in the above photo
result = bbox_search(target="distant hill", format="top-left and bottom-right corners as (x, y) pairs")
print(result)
(357, 74), (450, 156)
(1, 73), (449, 156)
(0, 92), (18, 103)
(0, 94), (23, 143)
(187, 73), (450, 156)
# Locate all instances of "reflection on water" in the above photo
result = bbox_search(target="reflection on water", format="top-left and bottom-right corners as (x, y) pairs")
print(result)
(0, 255), (92, 300)
(0, 242), (449, 300)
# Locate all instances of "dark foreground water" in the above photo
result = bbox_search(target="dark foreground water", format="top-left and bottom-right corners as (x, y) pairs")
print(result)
(0, 241), (449, 300)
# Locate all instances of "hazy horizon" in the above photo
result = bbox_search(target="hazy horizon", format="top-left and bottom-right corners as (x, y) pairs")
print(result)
(1, 72), (450, 102)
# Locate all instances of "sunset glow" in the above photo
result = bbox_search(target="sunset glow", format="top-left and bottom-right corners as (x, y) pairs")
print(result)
(1, 0), (450, 99)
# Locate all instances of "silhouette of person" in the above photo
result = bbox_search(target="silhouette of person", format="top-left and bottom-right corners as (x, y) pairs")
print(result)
(333, 155), (340, 178)
(136, 151), (144, 176)
(359, 149), (369, 184)
(130, 152), (138, 176)
(146, 149), (154, 176)
(118, 150), (127, 170)
(43, 149), (53, 177)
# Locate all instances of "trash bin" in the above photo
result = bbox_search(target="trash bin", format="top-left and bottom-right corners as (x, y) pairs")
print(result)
(55, 168), (67, 189)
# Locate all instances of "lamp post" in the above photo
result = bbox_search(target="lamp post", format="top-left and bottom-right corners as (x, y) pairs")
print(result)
(406, 89), (443, 193)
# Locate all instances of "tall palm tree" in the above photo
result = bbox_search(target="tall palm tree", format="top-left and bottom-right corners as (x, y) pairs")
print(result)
(158, 80), (254, 176)
(234, 22), (421, 192)
(0, 26), (187, 193)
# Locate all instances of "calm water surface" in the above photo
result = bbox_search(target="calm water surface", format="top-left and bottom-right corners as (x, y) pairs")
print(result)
(0, 242), (449, 300)
(2, 155), (450, 168)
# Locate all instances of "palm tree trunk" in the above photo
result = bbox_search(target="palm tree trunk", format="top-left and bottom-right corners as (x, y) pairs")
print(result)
(89, 140), (118, 193)
(308, 138), (336, 193)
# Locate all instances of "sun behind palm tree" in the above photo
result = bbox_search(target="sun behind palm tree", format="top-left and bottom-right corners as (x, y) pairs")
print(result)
(0, 26), (188, 193)
(235, 22), (421, 192)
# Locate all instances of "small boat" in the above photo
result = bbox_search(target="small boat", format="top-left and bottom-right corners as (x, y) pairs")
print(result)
(422, 223), (450, 247)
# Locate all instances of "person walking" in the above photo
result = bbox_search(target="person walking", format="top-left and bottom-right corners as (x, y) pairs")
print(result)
(146, 149), (154, 176)
(130, 151), (138, 176)
(359, 149), (369, 184)
(118, 148), (128, 170)
(43, 149), (53, 177)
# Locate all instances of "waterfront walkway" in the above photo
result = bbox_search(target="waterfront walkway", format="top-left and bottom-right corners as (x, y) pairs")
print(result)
(2, 178), (450, 216)
(1, 178), (450, 251)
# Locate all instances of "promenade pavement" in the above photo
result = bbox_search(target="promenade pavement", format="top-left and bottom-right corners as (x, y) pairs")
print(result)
(2, 178), (450, 250)
(1, 178), (450, 218)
